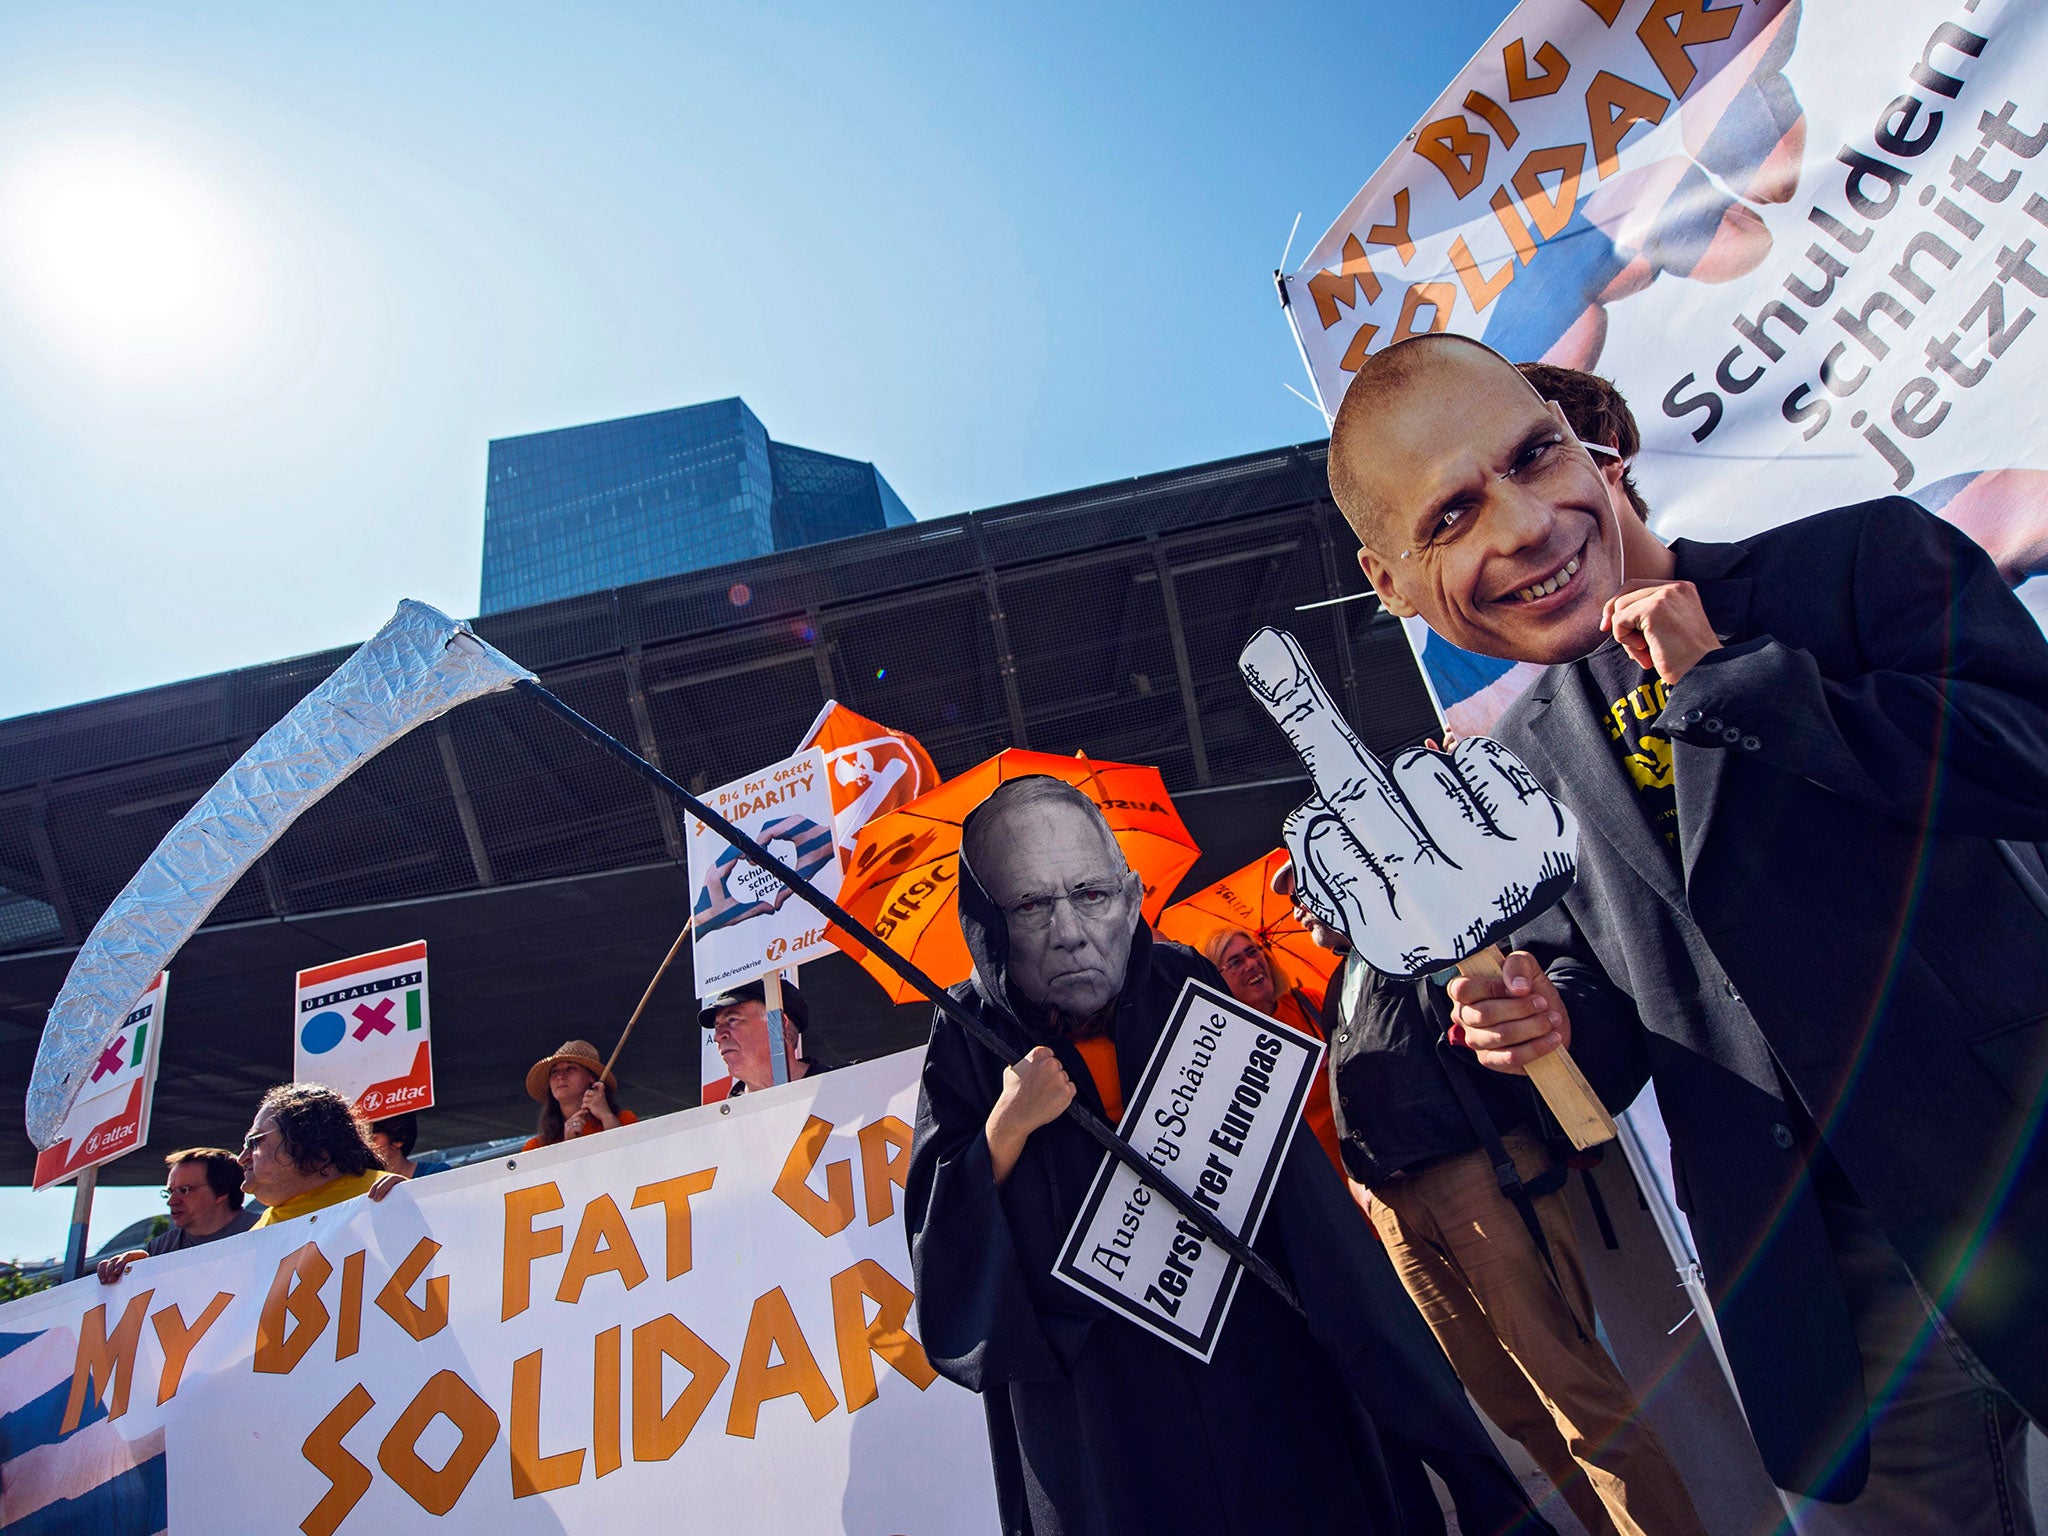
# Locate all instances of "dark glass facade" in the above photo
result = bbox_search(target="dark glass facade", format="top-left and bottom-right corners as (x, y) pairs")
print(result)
(480, 398), (912, 613)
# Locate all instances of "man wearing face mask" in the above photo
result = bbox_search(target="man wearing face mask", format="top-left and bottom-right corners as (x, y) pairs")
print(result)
(1328, 335), (2048, 1532)
(904, 775), (1553, 1536)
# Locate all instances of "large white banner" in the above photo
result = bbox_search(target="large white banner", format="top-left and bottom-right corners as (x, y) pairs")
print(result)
(0, 1051), (998, 1535)
(1284, 0), (2048, 727)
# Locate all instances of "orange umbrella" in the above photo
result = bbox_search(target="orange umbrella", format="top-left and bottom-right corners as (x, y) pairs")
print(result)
(1155, 848), (1342, 999)
(832, 750), (1201, 1004)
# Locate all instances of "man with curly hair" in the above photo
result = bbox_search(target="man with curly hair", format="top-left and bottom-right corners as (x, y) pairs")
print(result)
(238, 1083), (401, 1227)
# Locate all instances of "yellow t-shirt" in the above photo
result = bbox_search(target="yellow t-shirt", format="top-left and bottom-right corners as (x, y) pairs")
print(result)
(252, 1169), (386, 1228)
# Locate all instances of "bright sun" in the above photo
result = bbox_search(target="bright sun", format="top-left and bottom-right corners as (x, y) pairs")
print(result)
(2, 145), (252, 370)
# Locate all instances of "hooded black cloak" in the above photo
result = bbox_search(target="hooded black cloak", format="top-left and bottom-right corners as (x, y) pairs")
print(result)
(904, 825), (1552, 1536)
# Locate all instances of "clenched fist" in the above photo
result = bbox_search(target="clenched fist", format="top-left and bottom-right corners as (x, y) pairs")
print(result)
(986, 1045), (1078, 1185)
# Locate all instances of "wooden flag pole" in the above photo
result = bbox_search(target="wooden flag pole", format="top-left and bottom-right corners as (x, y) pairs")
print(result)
(763, 970), (791, 1086)
(600, 923), (691, 1086)
(1455, 944), (1616, 1151)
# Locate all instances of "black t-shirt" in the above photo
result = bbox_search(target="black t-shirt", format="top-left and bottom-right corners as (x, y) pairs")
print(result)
(145, 1206), (258, 1256)
(1586, 641), (1679, 858)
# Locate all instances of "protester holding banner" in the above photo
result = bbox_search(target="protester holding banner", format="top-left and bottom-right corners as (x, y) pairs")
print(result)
(239, 1083), (400, 1227)
(698, 978), (836, 1102)
(1330, 337), (2048, 1528)
(95, 1148), (257, 1284)
(523, 1039), (638, 1149)
(367, 1111), (450, 1179)
(906, 776), (1550, 1536)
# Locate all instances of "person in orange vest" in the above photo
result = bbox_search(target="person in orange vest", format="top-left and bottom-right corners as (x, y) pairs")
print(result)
(1201, 927), (1342, 1173)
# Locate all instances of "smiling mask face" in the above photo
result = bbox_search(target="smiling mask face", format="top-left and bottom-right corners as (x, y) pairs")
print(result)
(1341, 340), (1624, 666)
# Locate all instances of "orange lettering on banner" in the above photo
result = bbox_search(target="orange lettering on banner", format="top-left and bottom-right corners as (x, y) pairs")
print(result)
(300, 1384), (375, 1536)
(774, 1116), (856, 1236)
(378, 1370), (500, 1516)
(511, 1349), (586, 1497)
(1505, 38), (1570, 100)
(1308, 234), (1384, 329)
(1392, 282), (1459, 344)
(502, 1182), (565, 1321)
(631, 1169), (717, 1278)
(726, 1286), (840, 1437)
(1450, 236), (1515, 312)
(631, 1313), (731, 1461)
(1636, 0), (1740, 97)
(336, 1250), (364, 1361)
(1585, 71), (1671, 179)
(150, 1291), (232, 1406)
(859, 1116), (913, 1226)
(1366, 188), (1417, 262)
(830, 1259), (939, 1411)
(1340, 324), (1381, 373)
(1464, 90), (1520, 149)
(1514, 143), (1587, 239)
(376, 1238), (451, 1341)
(256, 1244), (332, 1375)
(1579, 0), (1625, 24)
(1414, 115), (1490, 199)
(555, 1195), (650, 1304)
(594, 1325), (623, 1477)
(60, 1289), (154, 1432)
(1490, 187), (1540, 265)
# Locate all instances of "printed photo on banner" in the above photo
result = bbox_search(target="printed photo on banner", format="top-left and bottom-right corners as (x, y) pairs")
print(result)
(1054, 979), (1322, 1361)
(687, 747), (844, 994)
(796, 700), (939, 862)
(1284, 0), (2048, 730)
(31, 971), (168, 1191)
(293, 941), (434, 1117)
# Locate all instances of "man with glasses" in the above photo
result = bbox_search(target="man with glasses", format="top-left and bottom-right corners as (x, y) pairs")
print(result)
(239, 1083), (404, 1228)
(96, 1148), (256, 1284)
(905, 774), (1553, 1536)
(1329, 336), (2048, 1532)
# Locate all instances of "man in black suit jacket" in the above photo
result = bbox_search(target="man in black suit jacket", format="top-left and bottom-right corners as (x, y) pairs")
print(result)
(1326, 334), (2047, 1533)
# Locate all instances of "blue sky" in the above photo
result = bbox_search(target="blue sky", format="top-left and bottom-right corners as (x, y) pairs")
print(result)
(0, 2), (1509, 1257)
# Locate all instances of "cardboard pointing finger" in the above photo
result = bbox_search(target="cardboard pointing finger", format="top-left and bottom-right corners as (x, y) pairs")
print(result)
(1241, 628), (1434, 857)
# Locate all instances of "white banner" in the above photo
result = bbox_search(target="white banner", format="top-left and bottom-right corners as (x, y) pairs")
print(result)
(294, 942), (435, 1117)
(1055, 981), (1319, 1361)
(1284, 0), (2048, 727)
(687, 749), (844, 995)
(31, 973), (168, 1191)
(0, 1051), (998, 1535)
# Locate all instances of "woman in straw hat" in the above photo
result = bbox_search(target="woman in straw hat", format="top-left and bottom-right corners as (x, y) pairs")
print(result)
(524, 1040), (639, 1150)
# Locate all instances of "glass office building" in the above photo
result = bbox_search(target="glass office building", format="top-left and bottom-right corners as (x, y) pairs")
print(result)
(480, 398), (913, 612)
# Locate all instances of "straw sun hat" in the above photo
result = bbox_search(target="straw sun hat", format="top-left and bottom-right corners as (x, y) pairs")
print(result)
(525, 1039), (616, 1102)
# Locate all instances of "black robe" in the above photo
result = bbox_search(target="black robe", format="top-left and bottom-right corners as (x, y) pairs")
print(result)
(905, 855), (1550, 1536)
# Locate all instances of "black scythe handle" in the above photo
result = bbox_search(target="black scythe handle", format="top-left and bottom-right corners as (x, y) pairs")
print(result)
(514, 678), (1304, 1317)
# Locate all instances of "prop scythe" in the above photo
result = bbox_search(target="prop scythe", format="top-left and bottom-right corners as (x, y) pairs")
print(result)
(27, 602), (1302, 1316)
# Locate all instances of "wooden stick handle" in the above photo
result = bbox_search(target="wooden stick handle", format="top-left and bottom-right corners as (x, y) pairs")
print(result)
(1455, 944), (1617, 1151)
(601, 922), (691, 1083)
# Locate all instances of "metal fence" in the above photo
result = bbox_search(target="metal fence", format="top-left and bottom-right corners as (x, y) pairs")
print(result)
(0, 440), (1438, 957)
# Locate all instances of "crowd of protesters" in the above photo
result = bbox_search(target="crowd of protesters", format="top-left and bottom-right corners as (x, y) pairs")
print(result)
(63, 350), (2048, 1534)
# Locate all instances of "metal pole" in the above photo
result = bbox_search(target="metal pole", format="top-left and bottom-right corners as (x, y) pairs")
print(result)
(512, 678), (1303, 1317)
(61, 1165), (97, 1283)
(764, 970), (791, 1087)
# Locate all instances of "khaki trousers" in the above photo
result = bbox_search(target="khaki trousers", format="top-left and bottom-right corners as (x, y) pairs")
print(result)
(1363, 1131), (1706, 1536)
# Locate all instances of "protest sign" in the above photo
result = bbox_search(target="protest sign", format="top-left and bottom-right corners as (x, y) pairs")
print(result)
(0, 1050), (999, 1535)
(1054, 979), (1321, 1361)
(1282, 0), (2048, 730)
(31, 973), (168, 1192)
(796, 701), (939, 862)
(687, 748), (842, 995)
(294, 941), (435, 1117)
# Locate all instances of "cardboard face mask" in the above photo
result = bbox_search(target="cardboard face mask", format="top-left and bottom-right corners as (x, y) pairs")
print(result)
(1238, 628), (1578, 979)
